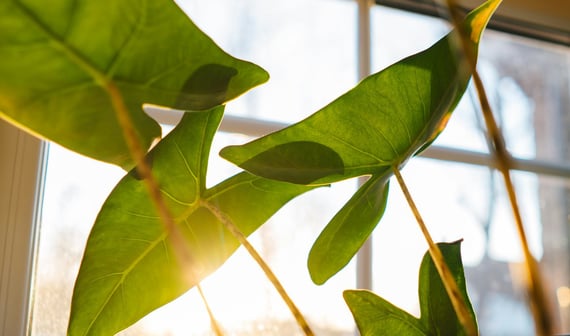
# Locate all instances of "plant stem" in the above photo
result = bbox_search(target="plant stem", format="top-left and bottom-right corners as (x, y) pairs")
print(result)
(201, 201), (315, 336)
(105, 81), (193, 274)
(443, 2), (553, 334)
(197, 284), (225, 336)
(392, 168), (477, 336)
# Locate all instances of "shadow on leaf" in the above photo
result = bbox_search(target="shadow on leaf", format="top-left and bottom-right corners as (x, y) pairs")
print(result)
(241, 141), (345, 185)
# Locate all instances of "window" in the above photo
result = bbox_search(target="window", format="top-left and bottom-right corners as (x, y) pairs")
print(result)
(2, 0), (570, 335)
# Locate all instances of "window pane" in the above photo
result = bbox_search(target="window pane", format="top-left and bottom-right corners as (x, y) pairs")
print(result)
(30, 145), (125, 335)
(477, 30), (570, 163)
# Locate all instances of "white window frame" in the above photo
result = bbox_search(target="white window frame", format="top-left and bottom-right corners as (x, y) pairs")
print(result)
(2, 1), (570, 335)
(0, 120), (45, 335)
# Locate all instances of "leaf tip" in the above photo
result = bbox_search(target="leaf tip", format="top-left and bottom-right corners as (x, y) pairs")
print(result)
(465, 0), (503, 44)
(307, 261), (328, 286)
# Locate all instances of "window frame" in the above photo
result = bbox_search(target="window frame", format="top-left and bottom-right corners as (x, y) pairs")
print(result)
(0, 120), (46, 336)
(376, 0), (570, 46)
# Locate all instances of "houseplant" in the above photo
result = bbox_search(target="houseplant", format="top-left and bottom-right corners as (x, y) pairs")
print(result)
(0, 0), (552, 334)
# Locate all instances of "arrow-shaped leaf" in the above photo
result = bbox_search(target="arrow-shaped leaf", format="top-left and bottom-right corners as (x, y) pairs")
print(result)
(0, 0), (268, 168)
(68, 106), (313, 336)
(344, 241), (476, 336)
(220, 0), (500, 284)
(308, 173), (390, 284)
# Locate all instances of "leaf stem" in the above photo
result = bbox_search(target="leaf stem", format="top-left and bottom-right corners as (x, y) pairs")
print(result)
(443, 2), (553, 334)
(104, 81), (193, 273)
(197, 284), (225, 336)
(392, 167), (477, 336)
(201, 201), (315, 336)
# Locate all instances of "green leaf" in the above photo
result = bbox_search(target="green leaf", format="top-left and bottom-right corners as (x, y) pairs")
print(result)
(0, 0), (268, 168)
(308, 173), (390, 284)
(68, 106), (313, 336)
(220, 0), (500, 284)
(220, 0), (499, 185)
(418, 242), (477, 335)
(344, 241), (476, 336)
(343, 290), (427, 336)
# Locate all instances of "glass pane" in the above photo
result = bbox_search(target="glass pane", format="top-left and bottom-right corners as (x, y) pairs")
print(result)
(30, 145), (125, 335)
(477, 30), (570, 163)
(372, 158), (570, 334)
(176, 0), (357, 124)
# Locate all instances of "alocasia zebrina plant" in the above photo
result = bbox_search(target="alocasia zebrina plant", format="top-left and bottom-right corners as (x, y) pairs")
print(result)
(0, 0), (503, 334)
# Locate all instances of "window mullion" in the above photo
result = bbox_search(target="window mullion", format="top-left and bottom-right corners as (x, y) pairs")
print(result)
(356, 0), (375, 294)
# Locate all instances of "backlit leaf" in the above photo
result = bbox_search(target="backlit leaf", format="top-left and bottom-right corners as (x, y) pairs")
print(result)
(0, 0), (268, 168)
(68, 106), (313, 336)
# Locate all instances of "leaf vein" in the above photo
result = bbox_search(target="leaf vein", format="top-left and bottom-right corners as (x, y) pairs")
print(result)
(306, 125), (390, 164)
(125, 211), (159, 219)
(13, 0), (106, 84)
(173, 140), (199, 182)
(369, 92), (409, 157)
(105, 0), (147, 76)
(14, 81), (97, 112)
(83, 232), (168, 335)
(414, 67), (429, 125)
(160, 188), (194, 206)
